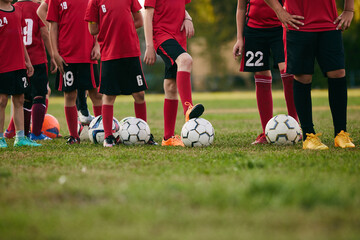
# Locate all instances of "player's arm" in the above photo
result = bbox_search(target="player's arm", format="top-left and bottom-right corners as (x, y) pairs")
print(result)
(24, 45), (34, 77)
(143, 7), (156, 65)
(264, 0), (304, 31)
(91, 35), (101, 61)
(88, 21), (99, 35)
(233, 0), (246, 59)
(181, 10), (194, 39)
(49, 21), (67, 74)
(334, 0), (354, 30)
(37, 1), (49, 29)
(133, 11), (143, 29)
(40, 26), (57, 73)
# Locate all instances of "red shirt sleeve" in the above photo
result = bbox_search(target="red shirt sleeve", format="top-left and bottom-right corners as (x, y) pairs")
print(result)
(144, 0), (156, 8)
(186, 0), (191, 4)
(85, 0), (99, 23)
(131, 0), (142, 13)
(46, 0), (59, 22)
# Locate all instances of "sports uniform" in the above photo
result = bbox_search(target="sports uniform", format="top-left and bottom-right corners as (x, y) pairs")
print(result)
(0, 3), (40, 148)
(264, 0), (355, 149)
(47, 0), (103, 144)
(85, 0), (153, 147)
(144, 0), (204, 146)
(234, 0), (298, 144)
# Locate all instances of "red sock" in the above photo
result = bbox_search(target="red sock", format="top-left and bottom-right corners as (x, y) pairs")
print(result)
(65, 106), (79, 138)
(45, 98), (49, 114)
(280, 70), (298, 121)
(102, 105), (113, 139)
(134, 102), (147, 122)
(32, 103), (46, 136)
(176, 71), (192, 115)
(164, 99), (178, 140)
(24, 108), (32, 136)
(255, 75), (273, 132)
(7, 117), (15, 133)
(93, 105), (102, 117)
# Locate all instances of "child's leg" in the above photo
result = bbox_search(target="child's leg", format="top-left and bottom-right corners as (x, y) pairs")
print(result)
(132, 91), (146, 122)
(12, 94), (25, 134)
(102, 95), (116, 139)
(88, 88), (102, 117)
(175, 53), (193, 114)
(0, 94), (8, 134)
(64, 90), (79, 138)
(163, 79), (178, 140)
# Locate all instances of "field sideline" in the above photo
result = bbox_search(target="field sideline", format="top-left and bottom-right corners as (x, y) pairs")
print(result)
(1, 90), (359, 240)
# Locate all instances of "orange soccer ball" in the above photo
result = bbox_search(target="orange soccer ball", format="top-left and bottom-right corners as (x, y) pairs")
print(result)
(41, 114), (60, 138)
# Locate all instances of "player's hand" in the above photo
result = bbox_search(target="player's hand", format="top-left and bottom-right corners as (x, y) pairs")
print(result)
(49, 57), (58, 74)
(181, 19), (195, 39)
(25, 61), (34, 77)
(144, 46), (156, 65)
(334, 11), (354, 31)
(91, 42), (101, 60)
(277, 8), (304, 31)
(233, 39), (244, 60)
(54, 53), (68, 75)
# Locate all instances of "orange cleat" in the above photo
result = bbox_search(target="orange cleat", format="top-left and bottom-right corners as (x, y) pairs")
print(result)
(161, 135), (185, 147)
(252, 133), (268, 145)
(185, 102), (204, 122)
(334, 131), (355, 148)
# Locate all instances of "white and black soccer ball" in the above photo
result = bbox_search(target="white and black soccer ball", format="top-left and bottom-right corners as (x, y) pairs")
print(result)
(77, 121), (89, 141)
(181, 118), (215, 147)
(119, 117), (151, 145)
(265, 114), (302, 145)
(88, 115), (120, 144)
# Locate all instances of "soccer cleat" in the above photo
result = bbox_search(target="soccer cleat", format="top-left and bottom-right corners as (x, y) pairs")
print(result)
(302, 133), (329, 150)
(103, 135), (116, 147)
(334, 131), (355, 148)
(185, 102), (205, 122)
(161, 135), (185, 147)
(29, 133), (52, 141)
(147, 134), (158, 145)
(0, 137), (8, 148)
(251, 133), (268, 145)
(4, 129), (15, 139)
(14, 136), (42, 147)
(66, 136), (80, 145)
(78, 110), (94, 125)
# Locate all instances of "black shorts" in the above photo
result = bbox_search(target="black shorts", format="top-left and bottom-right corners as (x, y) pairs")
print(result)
(240, 26), (285, 72)
(30, 63), (48, 97)
(56, 63), (99, 92)
(100, 57), (147, 95)
(157, 39), (186, 79)
(286, 30), (345, 76)
(0, 69), (28, 95)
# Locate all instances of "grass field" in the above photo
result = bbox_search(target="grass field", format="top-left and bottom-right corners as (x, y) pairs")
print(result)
(1, 90), (360, 240)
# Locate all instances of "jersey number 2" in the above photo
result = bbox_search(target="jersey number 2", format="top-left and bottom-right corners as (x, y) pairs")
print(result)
(245, 51), (264, 67)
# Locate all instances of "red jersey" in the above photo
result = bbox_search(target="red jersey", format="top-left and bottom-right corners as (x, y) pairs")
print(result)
(0, 5), (26, 74)
(285, 0), (338, 32)
(85, 0), (141, 61)
(46, 0), (96, 64)
(14, 1), (47, 66)
(246, 0), (282, 28)
(144, 0), (190, 51)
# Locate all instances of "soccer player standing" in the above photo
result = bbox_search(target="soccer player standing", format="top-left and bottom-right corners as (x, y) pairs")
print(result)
(233, 0), (298, 144)
(264, 0), (355, 149)
(0, 0), (40, 147)
(144, 0), (205, 147)
(85, 0), (156, 147)
(47, 0), (103, 144)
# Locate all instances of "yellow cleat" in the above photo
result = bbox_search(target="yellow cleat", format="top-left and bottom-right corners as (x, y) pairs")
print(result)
(303, 133), (329, 150)
(161, 135), (185, 147)
(334, 131), (355, 148)
(185, 102), (204, 122)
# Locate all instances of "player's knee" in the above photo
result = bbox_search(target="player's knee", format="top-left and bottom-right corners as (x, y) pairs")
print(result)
(12, 95), (25, 108)
(164, 80), (177, 97)
(295, 75), (312, 84)
(327, 69), (346, 78)
(33, 96), (46, 105)
(65, 91), (77, 102)
(177, 54), (193, 69)
(133, 91), (145, 103)
(0, 95), (8, 109)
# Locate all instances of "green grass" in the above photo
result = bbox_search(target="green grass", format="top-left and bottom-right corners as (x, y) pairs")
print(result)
(1, 90), (360, 240)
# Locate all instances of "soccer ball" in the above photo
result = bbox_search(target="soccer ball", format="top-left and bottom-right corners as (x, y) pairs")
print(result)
(265, 114), (302, 145)
(88, 115), (120, 144)
(78, 121), (89, 141)
(181, 118), (215, 147)
(119, 117), (151, 145)
(41, 114), (60, 138)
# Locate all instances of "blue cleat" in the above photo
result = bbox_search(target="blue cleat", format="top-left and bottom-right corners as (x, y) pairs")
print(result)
(14, 136), (42, 147)
(0, 137), (8, 148)
(29, 133), (52, 141)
